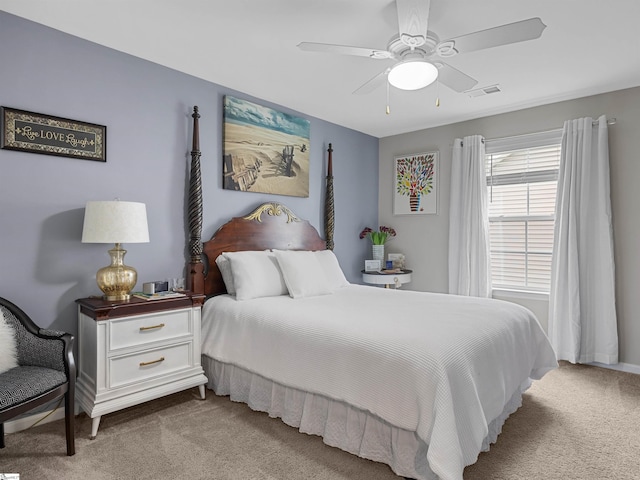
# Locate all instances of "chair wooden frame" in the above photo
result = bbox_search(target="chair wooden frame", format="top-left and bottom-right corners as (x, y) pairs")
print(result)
(0, 297), (76, 456)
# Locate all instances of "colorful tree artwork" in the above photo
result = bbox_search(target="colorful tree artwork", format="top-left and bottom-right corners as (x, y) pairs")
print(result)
(395, 152), (438, 214)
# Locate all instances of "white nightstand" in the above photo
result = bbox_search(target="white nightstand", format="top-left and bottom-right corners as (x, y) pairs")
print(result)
(362, 269), (412, 288)
(75, 293), (208, 439)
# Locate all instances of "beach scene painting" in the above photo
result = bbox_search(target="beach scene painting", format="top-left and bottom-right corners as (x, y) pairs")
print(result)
(222, 96), (310, 197)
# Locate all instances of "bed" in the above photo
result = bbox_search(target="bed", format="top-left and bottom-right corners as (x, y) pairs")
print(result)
(183, 108), (557, 480)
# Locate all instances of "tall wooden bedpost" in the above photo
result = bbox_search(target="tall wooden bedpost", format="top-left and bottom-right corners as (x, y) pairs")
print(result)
(325, 143), (335, 251)
(187, 106), (205, 294)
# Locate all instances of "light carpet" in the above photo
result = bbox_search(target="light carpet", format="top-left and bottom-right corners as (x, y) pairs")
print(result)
(1, 362), (638, 480)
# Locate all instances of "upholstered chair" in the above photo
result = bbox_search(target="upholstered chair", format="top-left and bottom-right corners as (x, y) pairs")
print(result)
(0, 297), (75, 455)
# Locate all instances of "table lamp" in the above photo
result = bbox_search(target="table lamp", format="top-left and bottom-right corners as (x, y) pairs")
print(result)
(82, 200), (150, 301)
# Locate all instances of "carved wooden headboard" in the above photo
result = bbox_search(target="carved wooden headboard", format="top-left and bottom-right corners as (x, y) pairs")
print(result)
(184, 107), (335, 296)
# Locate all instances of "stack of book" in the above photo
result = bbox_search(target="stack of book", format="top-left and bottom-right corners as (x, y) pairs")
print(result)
(132, 291), (186, 301)
(380, 268), (403, 274)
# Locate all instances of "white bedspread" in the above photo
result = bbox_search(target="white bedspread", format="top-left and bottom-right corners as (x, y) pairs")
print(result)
(201, 285), (557, 480)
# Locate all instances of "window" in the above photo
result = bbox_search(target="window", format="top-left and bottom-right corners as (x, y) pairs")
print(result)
(485, 131), (562, 293)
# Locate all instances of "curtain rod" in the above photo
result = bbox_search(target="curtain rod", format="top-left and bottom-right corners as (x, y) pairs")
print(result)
(457, 117), (617, 147)
(484, 117), (617, 144)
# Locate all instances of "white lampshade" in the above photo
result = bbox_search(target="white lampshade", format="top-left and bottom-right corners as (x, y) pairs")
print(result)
(82, 200), (149, 301)
(82, 201), (149, 244)
(388, 60), (439, 91)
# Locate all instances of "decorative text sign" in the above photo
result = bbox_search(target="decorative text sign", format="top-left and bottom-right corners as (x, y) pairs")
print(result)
(1, 107), (106, 161)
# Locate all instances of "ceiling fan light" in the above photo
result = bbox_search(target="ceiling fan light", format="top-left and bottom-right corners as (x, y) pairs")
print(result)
(388, 60), (438, 90)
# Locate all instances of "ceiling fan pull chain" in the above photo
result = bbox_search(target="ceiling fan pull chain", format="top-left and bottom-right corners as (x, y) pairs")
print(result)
(386, 81), (391, 115)
(435, 79), (440, 107)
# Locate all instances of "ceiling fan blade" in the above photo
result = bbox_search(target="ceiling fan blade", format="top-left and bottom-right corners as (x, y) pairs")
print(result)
(435, 63), (478, 92)
(352, 69), (390, 95)
(396, 0), (431, 48)
(436, 17), (546, 57)
(297, 42), (393, 59)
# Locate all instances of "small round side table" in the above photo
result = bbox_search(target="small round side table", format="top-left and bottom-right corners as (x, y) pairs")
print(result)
(361, 269), (412, 289)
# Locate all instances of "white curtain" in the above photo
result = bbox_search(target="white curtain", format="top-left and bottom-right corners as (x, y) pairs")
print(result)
(549, 115), (618, 364)
(448, 135), (491, 297)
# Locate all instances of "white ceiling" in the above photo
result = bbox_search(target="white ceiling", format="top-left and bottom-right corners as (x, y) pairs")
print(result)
(2, 1), (640, 138)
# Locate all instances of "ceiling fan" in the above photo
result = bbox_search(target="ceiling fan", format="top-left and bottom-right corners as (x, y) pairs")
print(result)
(298, 0), (546, 95)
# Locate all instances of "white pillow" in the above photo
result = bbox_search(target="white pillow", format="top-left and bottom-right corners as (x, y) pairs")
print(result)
(273, 250), (334, 299)
(215, 254), (236, 295)
(224, 251), (288, 301)
(0, 308), (19, 374)
(314, 250), (350, 289)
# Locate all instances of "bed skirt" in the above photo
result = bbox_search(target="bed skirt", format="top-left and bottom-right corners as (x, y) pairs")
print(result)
(202, 355), (531, 480)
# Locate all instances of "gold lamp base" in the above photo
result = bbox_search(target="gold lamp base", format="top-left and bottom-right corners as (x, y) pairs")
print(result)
(96, 243), (138, 301)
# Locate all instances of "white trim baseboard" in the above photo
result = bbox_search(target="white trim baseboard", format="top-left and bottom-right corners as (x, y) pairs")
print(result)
(589, 361), (640, 375)
(4, 407), (66, 434)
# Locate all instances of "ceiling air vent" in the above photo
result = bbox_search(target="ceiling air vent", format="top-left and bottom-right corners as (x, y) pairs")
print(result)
(466, 85), (501, 98)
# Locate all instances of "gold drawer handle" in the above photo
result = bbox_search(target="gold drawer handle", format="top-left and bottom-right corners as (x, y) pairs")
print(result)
(139, 357), (165, 367)
(139, 323), (165, 331)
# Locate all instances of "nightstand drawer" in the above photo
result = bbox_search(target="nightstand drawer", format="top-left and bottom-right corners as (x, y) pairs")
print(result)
(109, 342), (192, 388)
(109, 309), (192, 351)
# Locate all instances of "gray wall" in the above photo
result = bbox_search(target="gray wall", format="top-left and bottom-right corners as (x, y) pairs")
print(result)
(0, 12), (379, 337)
(379, 87), (640, 368)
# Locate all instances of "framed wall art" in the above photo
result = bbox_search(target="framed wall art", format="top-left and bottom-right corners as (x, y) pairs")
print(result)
(393, 151), (438, 215)
(222, 95), (310, 197)
(1, 107), (106, 162)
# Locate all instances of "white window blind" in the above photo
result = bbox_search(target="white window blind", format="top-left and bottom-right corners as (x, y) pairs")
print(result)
(485, 130), (562, 293)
